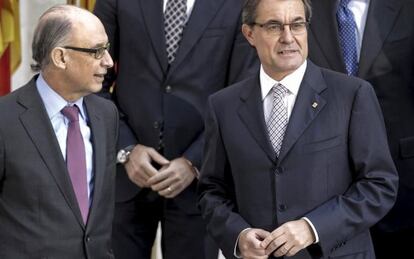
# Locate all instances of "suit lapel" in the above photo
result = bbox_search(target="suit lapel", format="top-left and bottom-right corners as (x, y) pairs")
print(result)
(17, 80), (85, 229)
(310, 0), (345, 73)
(83, 97), (106, 227)
(238, 76), (277, 163)
(277, 62), (327, 164)
(358, 0), (402, 77)
(139, 0), (169, 73)
(167, 0), (225, 76)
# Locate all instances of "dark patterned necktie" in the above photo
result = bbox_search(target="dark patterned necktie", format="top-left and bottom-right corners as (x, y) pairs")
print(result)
(337, 0), (359, 76)
(164, 0), (187, 63)
(61, 105), (89, 224)
(266, 84), (288, 156)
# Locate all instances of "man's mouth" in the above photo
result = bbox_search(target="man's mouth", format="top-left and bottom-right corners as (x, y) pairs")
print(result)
(278, 49), (298, 55)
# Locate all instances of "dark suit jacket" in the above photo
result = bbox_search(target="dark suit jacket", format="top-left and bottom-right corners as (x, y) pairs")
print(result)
(94, 0), (259, 211)
(308, 0), (414, 232)
(0, 77), (119, 259)
(198, 61), (398, 259)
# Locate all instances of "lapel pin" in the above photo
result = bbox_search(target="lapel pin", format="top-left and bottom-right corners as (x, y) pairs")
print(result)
(312, 102), (318, 109)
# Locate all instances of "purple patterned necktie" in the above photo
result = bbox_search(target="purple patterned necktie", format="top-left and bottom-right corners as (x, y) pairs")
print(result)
(61, 105), (89, 224)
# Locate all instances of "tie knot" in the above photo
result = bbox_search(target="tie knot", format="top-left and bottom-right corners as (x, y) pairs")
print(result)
(339, 0), (351, 8)
(61, 105), (80, 122)
(272, 83), (288, 99)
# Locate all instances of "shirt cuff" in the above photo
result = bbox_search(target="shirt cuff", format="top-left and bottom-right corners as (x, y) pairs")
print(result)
(234, 228), (251, 258)
(302, 217), (319, 243)
(183, 157), (200, 179)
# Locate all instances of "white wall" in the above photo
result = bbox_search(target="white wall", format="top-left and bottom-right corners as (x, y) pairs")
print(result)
(11, 0), (64, 90)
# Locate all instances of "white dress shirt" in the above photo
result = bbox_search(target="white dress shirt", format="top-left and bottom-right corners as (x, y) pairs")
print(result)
(163, 0), (196, 23)
(261, 62), (306, 120)
(36, 74), (94, 201)
(346, 0), (370, 60)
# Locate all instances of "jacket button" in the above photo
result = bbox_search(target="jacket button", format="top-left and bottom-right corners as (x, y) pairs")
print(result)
(86, 236), (91, 242)
(278, 204), (287, 212)
(153, 121), (159, 129)
(165, 85), (172, 93)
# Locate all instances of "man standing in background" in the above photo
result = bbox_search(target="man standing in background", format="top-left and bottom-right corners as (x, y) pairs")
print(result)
(308, 1), (414, 258)
(94, 0), (259, 258)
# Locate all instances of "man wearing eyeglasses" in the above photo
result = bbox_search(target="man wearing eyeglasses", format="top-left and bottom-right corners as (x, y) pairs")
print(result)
(0, 5), (118, 258)
(197, 0), (398, 258)
(94, 0), (259, 258)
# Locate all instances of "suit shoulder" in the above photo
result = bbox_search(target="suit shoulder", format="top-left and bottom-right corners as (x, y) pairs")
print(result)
(319, 67), (373, 92)
(85, 94), (119, 125)
(87, 94), (117, 110)
(0, 83), (31, 110)
(210, 75), (258, 103)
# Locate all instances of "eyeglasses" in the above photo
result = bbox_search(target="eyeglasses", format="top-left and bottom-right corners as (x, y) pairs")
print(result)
(251, 21), (309, 35)
(63, 42), (110, 59)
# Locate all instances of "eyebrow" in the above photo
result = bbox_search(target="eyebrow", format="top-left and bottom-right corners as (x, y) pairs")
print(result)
(91, 42), (109, 48)
(264, 16), (306, 24)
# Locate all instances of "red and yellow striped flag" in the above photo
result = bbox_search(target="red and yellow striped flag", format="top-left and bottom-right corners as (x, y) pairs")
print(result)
(0, 0), (21, 96)
(67, 0), (96, 12)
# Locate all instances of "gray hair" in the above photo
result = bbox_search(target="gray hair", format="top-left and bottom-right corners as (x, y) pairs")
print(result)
(31, 5), (77, 72)
(242, 0), (312, 25)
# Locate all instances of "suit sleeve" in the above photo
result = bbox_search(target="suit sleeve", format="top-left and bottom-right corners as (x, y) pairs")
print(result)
(305, 82), (398, 255)
(198, 97), (251, 259)
(183, 132), (204, 169)
(94, 0), (138, 150)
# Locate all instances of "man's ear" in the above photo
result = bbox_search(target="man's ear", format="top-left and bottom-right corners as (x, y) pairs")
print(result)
(242, 24), (256, 47)
(51, 47), (67, 69)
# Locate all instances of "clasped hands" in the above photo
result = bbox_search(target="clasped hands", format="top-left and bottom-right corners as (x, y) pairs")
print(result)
(238, 219), (315, 259)
(124, 144), (196, 198)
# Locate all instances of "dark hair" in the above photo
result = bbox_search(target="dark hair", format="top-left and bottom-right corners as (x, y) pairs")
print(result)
(31, 5), (74, 72)
(242, 0), (312, 25)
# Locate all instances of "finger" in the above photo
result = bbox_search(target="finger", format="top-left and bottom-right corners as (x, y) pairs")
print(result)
(147, 169), (172, 186)
(273, 245), (287, 258)
(127, 148), (158, 179)
(254, 229), (271, 241)
(286, 244), (301, 257)
(158, 183), (180, 198)
(246, 230), (270, 250)
(150, 178), (174, 191)
(147, 148), (169, 166)
(261, 227), (284, 248)
(273, 239), (295, 257)
(125, 171), (147, 187)
(124, 162), (151, 187)
(141, 160), (159, 179)
(264, 235), (286, 255)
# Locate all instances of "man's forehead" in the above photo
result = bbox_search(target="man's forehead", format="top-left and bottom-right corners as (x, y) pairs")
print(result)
(71, 18), (107, 42)
(256, 0), (305, 17)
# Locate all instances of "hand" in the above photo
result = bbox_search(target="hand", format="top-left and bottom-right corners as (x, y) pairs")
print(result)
(146, 157), (195, 198)
(261, 219), (315, 257)
(238, 228), (270, 259)
(124, 144), (169, 188)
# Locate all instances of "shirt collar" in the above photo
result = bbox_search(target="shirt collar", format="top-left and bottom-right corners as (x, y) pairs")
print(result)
(260, 60), (307, 100)
(36, 73), (86, 120)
